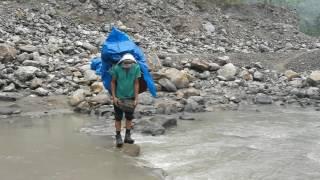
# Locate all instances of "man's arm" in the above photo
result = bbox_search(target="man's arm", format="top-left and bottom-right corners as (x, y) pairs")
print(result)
(134, 79), (139, 106)
(111, 77), (118, 105)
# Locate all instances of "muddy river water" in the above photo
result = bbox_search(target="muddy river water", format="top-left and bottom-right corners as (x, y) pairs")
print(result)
(1, 106), (320, 180)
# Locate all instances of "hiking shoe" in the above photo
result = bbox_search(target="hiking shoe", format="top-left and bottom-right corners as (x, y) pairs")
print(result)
(115, 134), (123, 147)
(124, 133), (135, 144)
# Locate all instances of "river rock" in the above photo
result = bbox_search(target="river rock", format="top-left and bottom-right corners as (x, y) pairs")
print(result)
(184, 98), (201, 112)
(306, 87), (319, 99)
(284, 70), (300, 81)
(253, 71), (264, 81)
(34, 87), (49, 96)
(0, 43), (17, 63)
(19, 44), (37, 53)
(307, 71), (320, 86)
(239, 69), (253, 81)
(14, 66), (40, 81)
(138, 92), (154, 105)
(177, 88), (200, 99)
(179, 114), (195, 120)
(69, 89), (86, 106)
(88, 93), (111, 105)
(190, 59), (209, 72)
(155, 100), (181, 114)
(90, 82), (104, 93)
(208, 63), (220, 71)
(164, 68), (189, 89)
(82, 42), (98, 53)
(134, 119), (165, 136)
(84, 69), (99, 82)
(254, 93), (273, 104)
(3, 83), (15, 92)
(158, 78), (177, 92)
(121, 144), (140, 157)
(217, 63), (237, 81)
(149, 116), (177, 129)
(30, 78), (43, 89)
(0, 107), (21, 115)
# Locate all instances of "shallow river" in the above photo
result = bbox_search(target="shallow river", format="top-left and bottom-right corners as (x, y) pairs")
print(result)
(0, 114), (158, 180)
(1, 106), (320, 180)
(135, 106), (320, 180)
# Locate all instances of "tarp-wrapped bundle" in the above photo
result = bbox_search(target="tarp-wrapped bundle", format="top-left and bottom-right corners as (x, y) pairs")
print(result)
(90, 27), (157, 97)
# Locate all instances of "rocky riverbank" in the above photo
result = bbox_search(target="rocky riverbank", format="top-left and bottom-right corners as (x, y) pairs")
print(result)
(0, 0), (320, 136)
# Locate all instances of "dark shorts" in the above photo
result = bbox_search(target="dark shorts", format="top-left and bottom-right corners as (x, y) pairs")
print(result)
(114, 104), (134, 121)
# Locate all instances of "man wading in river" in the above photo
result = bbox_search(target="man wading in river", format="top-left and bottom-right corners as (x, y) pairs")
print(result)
(111, 53), (140, 147)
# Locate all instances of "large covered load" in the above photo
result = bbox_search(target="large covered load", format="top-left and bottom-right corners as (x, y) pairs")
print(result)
(91, 27), (157, 97)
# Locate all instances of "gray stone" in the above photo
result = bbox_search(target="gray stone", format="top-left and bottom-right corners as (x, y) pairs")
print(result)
(184, 99), (201, 112)
(254, 93), (273, 104)
(217, 63), (237, 81)
(284, 70), (299, 81)
(82, 42), (98, 53)
(90, 82), (104, 94)
(203, 21), (215, 34)
(164, 68), (189, 89)
(0, 43), (17, 63)
(149, 116), (178, 129)
(190, 60), (209, 72)
(199, 71), (210, 79)
(34, 87), (49, 96)
(0, 107), (21, 115)
(253, 71), (264, 81)
(177, 88), (201, 99)
(88, 93), (111, 105)
(306, 87), (319, 99)
(16, 52), (30, 63)
(179, 115), (195, 120)
(3, 83), (15, 92)
(155, 100), (181, 114)
(84, 69), (99, 82)
(208, 63), (220, 71)
(138, 92), (154, 105)
(30, 78), (43, 89)
(158, 78), (177, 92)
(307, 71), (320, 86)
(134, 119), (165, 136)
(19, 45), (38, 53)
(14, 66), (40, 81)
(22, 60), (41, 67)
(239, 69), (253, 81)
(69, 89), (86, 106)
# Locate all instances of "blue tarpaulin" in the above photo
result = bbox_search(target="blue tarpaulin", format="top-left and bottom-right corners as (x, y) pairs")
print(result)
(90, 27), (157, 97)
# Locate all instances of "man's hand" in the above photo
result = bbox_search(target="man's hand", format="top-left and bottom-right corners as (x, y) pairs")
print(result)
(113, 97), (119, 106)
(134, 99), (138, 107)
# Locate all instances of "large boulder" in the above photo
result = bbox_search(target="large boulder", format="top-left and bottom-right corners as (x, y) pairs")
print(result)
(307, 71), (320, 86)
(0, 43), (17, 63)
(164, 68), (189, 89)
(14, 66), (40, 81)
(217, 63), (237, 81)
(158, 78), (177, 92)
